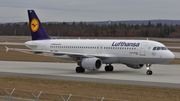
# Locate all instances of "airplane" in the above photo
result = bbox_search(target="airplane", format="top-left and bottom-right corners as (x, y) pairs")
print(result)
(5, 10), (175, 75)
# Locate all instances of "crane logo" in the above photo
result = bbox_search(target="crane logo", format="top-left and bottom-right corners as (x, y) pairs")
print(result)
(30, 18), (39, 32)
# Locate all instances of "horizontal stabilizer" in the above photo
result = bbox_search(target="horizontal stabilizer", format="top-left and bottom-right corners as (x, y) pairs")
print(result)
(5, 46), (31, 52)
(5, 46), (9, 52)
(0, 42), (25, 45)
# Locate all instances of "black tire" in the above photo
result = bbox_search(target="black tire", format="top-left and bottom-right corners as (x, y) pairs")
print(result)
(105, 66), (109, 71)
(81, 68), (85, 73)
(76, 67), (81, 73)
(146, 70), (153, 75)
(105, 66), (114, 72)
(76, 67), (85, 73)
(109, 66), (114, 71)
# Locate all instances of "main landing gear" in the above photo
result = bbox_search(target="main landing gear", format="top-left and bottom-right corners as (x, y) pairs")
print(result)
(146, 64), (153, 75)
(76, 66), (85, 73)
(105, 64), (114, 72)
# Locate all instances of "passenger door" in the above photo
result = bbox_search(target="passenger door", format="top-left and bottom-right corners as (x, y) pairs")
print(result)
(139, 42), (147, 56)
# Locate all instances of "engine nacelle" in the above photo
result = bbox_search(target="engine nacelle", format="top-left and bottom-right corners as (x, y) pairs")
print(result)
(80, 58), (102, 71)
(125, 64), (144, 69)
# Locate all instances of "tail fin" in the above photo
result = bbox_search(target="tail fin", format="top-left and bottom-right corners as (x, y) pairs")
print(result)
(28, 10), (51, 40)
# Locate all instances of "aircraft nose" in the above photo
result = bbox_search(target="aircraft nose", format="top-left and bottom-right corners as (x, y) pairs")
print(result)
(167, 51), (175, 61)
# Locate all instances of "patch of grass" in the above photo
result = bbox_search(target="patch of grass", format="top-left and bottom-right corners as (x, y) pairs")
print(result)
(0, 76), (180, 101)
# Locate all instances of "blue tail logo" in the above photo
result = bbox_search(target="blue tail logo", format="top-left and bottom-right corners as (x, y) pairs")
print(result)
(28, 10), (51, 40)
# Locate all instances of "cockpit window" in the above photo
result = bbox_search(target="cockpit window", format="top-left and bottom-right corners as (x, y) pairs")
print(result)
(153, 47), (167, 50)
(157, 47), (160, 50)
(161, 47), (167, 50)
(153, 47), (157, 50)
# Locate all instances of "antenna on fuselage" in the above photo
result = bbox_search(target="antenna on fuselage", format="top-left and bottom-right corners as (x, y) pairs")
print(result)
(147, 38), (149, 40)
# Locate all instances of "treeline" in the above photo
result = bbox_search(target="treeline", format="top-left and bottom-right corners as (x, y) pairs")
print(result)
(0, 21), (180, 38)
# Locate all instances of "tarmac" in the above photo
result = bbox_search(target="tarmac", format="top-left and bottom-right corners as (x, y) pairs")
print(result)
(0, 61), (180, 88)
(173, 52), (180, 59)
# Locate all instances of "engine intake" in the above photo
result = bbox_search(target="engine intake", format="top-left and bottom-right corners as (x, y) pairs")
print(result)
(80, 57), (102, 71)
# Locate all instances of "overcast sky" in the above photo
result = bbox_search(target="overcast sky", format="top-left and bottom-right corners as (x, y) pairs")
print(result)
(0, 0), (180, 22)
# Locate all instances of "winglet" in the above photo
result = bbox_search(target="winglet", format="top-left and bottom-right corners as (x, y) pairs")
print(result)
(5, 46), (9, 52)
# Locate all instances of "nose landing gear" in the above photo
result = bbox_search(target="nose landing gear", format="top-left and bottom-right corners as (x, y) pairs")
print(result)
(146, 64), (153, 75)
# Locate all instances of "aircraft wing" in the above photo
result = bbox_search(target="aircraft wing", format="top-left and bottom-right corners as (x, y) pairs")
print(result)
(5, 46), (115, 59)
(53, 51), (116, 58)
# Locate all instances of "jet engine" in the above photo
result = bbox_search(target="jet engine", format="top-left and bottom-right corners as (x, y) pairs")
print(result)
(125, 64), (144, 69)
(80, 57), (102, 71)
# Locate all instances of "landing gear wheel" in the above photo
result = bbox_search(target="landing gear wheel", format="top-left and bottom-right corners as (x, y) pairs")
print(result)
(105, 66), (108, 71)
(81, 68), (85, 73)
(76, 67), (85, 73)
(146, 64), (153, 75)
(109, 66), (114, 71)
(105, 65), (114, 72)
(146, 70), (153, 75)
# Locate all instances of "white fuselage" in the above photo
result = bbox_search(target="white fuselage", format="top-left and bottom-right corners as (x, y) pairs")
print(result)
(25, 39), (174, 64)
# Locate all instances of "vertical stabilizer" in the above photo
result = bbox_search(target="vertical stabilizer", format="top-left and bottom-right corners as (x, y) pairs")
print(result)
(28, 10), (51, 40)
